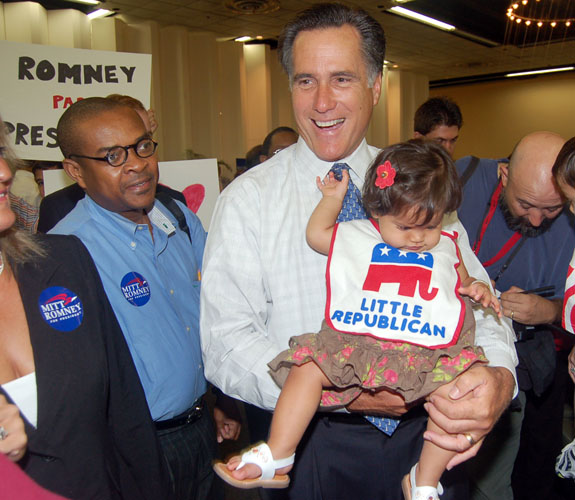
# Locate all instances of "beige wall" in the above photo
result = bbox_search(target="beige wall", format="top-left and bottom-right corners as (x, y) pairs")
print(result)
(1, 1), (429, 166)
(430, 73), (575, 160)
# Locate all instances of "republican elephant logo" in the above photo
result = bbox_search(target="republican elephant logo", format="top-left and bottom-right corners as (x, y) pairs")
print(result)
(362, 244), (438, 301)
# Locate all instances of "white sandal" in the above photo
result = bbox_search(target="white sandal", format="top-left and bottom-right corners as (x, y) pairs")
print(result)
(401, 463), (443, 500)
(213, 442), (295, 489)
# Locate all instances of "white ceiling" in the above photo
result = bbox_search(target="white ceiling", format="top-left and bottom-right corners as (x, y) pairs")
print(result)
(106, 0), (575, 82)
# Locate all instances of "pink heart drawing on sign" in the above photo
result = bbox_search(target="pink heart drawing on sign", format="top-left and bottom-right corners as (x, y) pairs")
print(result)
(183, 184), (206, 213)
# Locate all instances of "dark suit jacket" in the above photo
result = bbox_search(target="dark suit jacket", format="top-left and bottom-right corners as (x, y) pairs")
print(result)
(37, 183), (186, 233)
(2, 234), (171, 500)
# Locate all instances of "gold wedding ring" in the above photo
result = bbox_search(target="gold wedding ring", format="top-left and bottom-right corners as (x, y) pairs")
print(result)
(464, 433), (476, 446)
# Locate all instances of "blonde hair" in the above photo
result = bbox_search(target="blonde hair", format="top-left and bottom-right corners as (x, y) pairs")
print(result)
(0, 117), (46, 266)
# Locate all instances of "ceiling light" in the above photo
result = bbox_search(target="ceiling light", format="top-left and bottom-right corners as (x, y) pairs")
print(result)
(390, 6), (456, 31)
(234, 36), (252, 42)
(68, 0), (100, 4)
(505, 66), (574, 77)
(87, 8), (113, 19)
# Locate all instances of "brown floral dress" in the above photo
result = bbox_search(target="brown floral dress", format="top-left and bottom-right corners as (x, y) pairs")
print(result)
(268, 297), (487, 406)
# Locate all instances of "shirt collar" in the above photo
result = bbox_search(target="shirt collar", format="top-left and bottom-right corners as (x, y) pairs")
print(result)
(84, 196), (175, 237)
(293, 137), (372, 185)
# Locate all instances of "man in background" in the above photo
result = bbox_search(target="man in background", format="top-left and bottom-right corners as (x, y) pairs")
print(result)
(457, 131), (573, 500)
(414, 96), (462, 157)
(37, 94), (183, 233)
(51, 97), (240, 500)
(258, 126), (298, 163)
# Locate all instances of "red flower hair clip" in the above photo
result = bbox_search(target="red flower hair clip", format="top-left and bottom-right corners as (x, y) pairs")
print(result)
(375, 160), (396, 189)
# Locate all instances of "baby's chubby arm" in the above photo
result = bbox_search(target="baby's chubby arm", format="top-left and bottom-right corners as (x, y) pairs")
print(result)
(306, 170), (349, 255)
(459, 276), (502, 317)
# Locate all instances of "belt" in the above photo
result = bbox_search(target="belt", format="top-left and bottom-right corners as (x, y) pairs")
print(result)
(155, 399), (203, 431)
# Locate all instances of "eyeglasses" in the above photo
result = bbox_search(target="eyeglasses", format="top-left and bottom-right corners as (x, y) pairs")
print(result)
(68, 138), (158, 167)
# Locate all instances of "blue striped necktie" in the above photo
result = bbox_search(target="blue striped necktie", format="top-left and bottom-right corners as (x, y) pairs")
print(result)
(330, 162), (400, 436)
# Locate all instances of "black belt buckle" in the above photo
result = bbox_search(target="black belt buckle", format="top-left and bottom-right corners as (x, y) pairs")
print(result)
(155, 399), (203, 430)
(185, 402), (203, 425)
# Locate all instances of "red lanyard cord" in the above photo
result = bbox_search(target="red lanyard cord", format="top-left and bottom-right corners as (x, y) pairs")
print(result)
(472, 180), (522, 269)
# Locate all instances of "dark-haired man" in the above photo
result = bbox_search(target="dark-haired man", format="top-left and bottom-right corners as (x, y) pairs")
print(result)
(51, 97), (240, 500)
(457, 131), (574, 500)
(201, 3), (516, 499)
(259, 126), (298, 163)
(414, 96), (462, 157)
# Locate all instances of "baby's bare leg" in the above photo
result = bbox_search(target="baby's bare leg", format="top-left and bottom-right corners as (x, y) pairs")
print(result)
(417, 379), (472, 487)
(229, 362), (330, 480)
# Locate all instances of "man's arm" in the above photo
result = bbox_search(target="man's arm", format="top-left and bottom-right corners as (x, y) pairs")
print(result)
(418, 213), (518, 465)
(200, 187), (282, 411)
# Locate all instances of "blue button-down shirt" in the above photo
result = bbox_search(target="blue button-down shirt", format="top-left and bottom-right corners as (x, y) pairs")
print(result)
(51, 195), (207, 421)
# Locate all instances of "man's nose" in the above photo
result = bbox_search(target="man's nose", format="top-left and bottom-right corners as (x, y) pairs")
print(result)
(527, 209), (545, 227)
(313, 82), (336, 113)
(124, 149), (147, 171)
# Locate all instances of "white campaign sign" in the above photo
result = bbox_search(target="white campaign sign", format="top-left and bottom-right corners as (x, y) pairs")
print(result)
(0, 40), (151, 161)
(44, 159), (221, 230)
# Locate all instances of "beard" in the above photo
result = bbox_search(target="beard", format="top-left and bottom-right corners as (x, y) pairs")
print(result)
(498, 192), (554, 237)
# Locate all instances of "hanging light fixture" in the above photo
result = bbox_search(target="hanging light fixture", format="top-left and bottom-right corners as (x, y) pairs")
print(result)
(505, 1), (575, 32)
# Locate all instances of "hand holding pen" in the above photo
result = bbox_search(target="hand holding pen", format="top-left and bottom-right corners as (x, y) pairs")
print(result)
(499, 285), (559, 325)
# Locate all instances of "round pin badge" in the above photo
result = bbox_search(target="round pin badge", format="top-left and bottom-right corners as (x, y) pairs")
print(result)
(38, 286), (84, 332)
(120, 272), (151, 307)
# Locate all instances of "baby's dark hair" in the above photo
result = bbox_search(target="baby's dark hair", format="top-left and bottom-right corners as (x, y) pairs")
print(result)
(552, 137), (575, 187)
(362, 139), (462, 224)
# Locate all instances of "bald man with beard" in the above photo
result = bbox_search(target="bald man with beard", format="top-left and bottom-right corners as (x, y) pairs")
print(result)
(456, 131), (574, 500)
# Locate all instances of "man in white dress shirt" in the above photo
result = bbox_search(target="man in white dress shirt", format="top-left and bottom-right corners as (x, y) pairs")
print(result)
(200, 4), (517, 499)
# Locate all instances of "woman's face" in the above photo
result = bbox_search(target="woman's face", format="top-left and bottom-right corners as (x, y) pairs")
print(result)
(0, 148), (16, 233)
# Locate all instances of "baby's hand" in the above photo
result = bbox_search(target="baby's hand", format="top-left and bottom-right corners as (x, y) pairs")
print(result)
(459, 279), (502, 317)
(316, 169), (349, 200)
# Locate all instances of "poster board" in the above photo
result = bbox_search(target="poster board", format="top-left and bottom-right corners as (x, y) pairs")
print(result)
(44, 158), (220, 230)
(0, 40), (151, 161)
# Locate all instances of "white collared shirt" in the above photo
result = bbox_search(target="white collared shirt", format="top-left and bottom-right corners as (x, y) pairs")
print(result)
(200, 138), (517, 411)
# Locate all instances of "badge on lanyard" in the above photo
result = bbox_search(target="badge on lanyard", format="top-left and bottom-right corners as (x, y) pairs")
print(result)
(120, 272), (151, 306)
(38, 286), (84, 332)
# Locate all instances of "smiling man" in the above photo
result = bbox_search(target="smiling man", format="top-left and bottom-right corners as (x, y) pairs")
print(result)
(201, 4), (517, 499)
(50, 97), (240, 500)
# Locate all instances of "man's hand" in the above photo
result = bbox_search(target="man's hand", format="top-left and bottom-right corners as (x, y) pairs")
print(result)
(346, 388), (409, 418)
(500, 286), (561, 324)
(213, 392), (242, 443)
(423, 365), (514, 469)
(213, 406), (241, 443)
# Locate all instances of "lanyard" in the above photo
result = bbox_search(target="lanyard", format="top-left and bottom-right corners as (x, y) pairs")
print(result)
(472, 180), (523, 273)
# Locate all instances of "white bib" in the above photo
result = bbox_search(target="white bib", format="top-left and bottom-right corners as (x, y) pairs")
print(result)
(326, 219), (465, 348)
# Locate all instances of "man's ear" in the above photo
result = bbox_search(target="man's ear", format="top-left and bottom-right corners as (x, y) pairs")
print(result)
(413, 131), (423, 140)
(62, 158), (87, 190)
(499, 163), (509, 187)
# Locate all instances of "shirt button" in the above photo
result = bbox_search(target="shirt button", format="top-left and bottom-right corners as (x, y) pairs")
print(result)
(170, 289), (174, 295)
(137, 226), (144, 231)
(130, 242), (136, 248)
(186, 326), (190, 332)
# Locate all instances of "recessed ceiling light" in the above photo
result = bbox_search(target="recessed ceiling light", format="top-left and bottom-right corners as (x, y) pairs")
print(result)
(87, 8), (113, 19)
(234, 36), (252, 42)
(390, 6), (456, 32)
(68, 0), (100, 5)
(505, 66), (575, 77)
